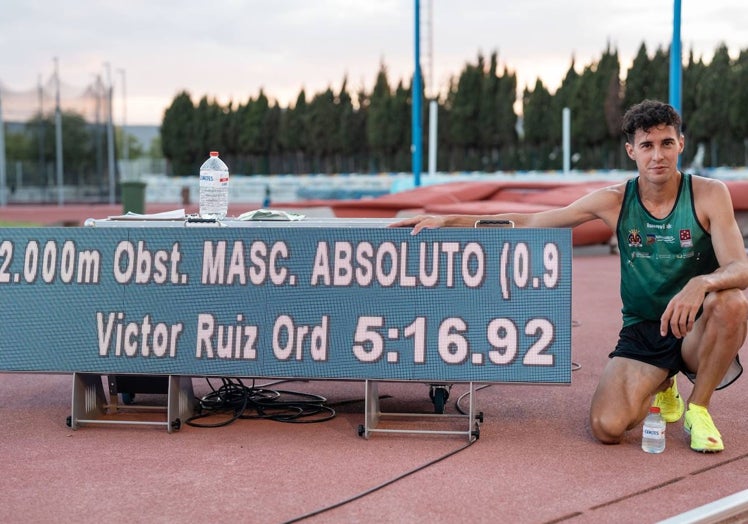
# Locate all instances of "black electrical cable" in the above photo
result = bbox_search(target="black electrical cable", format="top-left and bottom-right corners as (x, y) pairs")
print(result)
(282, 438), (477, 523)
(185, 378), (335, 428)
(241, 389), (335, 423)
(455, 384), (493, 416)
(454, 354), (582, 416)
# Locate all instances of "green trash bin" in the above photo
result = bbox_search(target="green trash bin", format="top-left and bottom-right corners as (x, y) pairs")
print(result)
(120, 181), (147, 214)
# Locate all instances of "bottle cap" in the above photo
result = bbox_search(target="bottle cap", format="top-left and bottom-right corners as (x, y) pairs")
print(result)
(210, 151), (219, 157)
(649, 406), (661, 413)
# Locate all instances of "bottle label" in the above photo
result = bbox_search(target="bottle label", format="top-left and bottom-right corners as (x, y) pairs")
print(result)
(200, 170), (228, 188)
(643, 426), (665, 438)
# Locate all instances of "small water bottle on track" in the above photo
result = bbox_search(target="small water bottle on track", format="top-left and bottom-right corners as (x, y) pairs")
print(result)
(642, 406), (666, 453)
(199, 151), (229, 219)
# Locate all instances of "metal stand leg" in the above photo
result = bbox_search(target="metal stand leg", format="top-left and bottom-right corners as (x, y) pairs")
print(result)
(69, 373), (108, 429)
(68, 373), (194, 432)
(357, 380), (481, 441)
(166, 376), (195, 433)
(357, 380), (381, 439)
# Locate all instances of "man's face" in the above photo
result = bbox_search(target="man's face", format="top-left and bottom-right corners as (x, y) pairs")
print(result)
(625, 124), (684, 181)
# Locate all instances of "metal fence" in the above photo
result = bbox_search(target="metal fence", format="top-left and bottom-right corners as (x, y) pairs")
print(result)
(0, 64), (118, 205)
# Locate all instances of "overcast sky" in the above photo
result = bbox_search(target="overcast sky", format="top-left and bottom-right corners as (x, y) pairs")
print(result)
(1, 1), (746, 125)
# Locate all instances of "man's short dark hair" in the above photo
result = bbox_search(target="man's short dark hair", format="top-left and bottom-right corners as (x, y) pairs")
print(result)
(621, 99), (682, 144)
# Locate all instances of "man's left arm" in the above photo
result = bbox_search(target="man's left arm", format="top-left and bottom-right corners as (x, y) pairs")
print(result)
(660, 180), (748, 337)
(703, 180), (748, 290)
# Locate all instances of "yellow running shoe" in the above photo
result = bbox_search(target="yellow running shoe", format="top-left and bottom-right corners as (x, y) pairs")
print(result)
(684, 403), (724, 453)
(653, 377), (684, 423)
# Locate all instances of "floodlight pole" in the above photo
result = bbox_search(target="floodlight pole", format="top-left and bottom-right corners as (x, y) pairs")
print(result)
(54, 57), (64, 206)
(105, 63), (116, 204)
(670, 0), (682, 168)
(0, 90), (6, 207)
(426, 0), (437, 178)
(669, 0), (682, 116)
(118, 68), (129, 180)
(412, 0), (423, 187)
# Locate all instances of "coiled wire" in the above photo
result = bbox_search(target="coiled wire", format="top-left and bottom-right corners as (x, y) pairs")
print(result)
(185, 378), (335, 428)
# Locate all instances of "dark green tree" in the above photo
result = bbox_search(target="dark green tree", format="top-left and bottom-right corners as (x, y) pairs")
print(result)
(728, 49), (748, 166)
(495, 64), (518, 166)
(548, 58), (581, 168)
(391, 79), (411, 171)
(279, 90), (308, 173)
(690, 44), (733, 166)
(306, 87), (338, 172)
(2, 129), (31, 189)
(236, 90), (272, 173)
(193, 96), (226, 160)
(448, 54), (484, 169)
(522, 79), (554, 169)
(478, 52), (518, 170)
(263, 101), (281, 173)
(622, 44), (668, 110)
(340, 86), (368, 172)
(479, 53), (499, 160)
(367, 63), (395, 171)
(161, 91), (197, 175)
(435, 88), (452, 171)
(25, 112), (94, 184)
(681, 49), (707, 163)
(572, 45), (621, 168)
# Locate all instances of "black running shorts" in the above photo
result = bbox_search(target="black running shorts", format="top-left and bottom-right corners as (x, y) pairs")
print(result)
(609, 320), (743, 390)
(609, 320), (685, 377)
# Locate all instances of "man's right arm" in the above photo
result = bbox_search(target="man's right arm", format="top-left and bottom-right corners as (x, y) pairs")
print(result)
(390, 183), (624, 235)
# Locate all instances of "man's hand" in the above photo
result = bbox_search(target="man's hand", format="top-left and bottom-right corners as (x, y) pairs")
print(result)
(660, 277), (708, 338)
(389, 214), (447, 235)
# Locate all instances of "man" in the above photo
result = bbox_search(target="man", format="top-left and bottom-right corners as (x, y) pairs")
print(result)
(392, 99), (748, 452)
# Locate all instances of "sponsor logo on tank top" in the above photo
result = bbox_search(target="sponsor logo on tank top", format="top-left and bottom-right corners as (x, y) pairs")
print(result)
(679, 229), (693, 248)
(627, 229), (642, 247)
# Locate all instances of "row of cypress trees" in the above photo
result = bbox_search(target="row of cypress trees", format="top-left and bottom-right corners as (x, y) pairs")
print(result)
(161, 42), (748, 176)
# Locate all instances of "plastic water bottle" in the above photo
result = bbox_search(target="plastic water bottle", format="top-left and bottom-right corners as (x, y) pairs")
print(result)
(199, 151), (229, 219)
(642, 406), (666, 453)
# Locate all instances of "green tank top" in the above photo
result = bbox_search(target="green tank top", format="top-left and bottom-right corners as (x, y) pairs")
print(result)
(616, 173), (718, 327)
